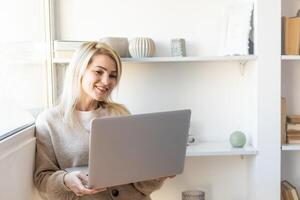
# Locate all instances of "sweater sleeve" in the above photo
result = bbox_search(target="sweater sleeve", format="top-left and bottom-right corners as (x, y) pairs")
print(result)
(33, 114), (77, 200)
(132, 179), (165, 196)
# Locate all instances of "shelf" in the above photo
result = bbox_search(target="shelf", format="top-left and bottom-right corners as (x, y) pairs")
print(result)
(121, 56), (257, 63)
(281, 55), (300, 60)
(282, 144), (300, 151)
(52, 55), (257, 64)
(186, 142), (257, 157)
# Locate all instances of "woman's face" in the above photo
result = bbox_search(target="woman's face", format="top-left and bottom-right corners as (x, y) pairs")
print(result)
(81, 54), (118, 102)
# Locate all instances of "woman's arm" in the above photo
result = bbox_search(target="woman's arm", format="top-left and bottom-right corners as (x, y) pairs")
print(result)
(34, 115), (76, 200)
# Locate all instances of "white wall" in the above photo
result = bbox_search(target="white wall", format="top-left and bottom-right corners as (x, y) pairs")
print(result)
(54, 0), (258, 199)
(282, 62), (300, 115)
(281, 0), (300, 17)
(114, 61), (256, 143)
(115, 62), (256, 200)
(56, 0), (257, 142)
(282, 151), (300, 189)
(152, 156), (252, 200)
(56, 0), (249, 57)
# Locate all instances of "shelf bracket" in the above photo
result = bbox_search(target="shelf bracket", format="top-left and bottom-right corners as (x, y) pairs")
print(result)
(239, 61), (247, 76)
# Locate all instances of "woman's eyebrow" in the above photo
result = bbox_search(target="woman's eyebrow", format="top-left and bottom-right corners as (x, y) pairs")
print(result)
(95, 66), (117, 73)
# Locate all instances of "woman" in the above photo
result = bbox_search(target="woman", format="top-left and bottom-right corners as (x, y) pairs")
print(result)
(34, 42), (171, 200)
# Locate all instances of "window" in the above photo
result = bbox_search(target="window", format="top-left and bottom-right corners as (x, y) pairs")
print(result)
(0, 0), (48, 138)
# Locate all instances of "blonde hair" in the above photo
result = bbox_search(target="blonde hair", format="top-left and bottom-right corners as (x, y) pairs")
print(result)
(58, 42), (128, 127)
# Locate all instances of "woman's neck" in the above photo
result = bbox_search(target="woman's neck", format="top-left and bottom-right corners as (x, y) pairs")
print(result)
(76, 97), (99, 111)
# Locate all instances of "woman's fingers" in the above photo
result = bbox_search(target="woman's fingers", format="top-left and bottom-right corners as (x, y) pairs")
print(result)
(93, 187), (107, 193)
(154, 175), (176, 182)
(74, 184), (100, 195)
(72, 174), (89, 195)
(77, 172), (89, 185)
(75, 172), (107, 195)
(155, 177), (168, 181)
(78, 187), (106, 195)
(64, 171), (105, 196)
(77, 186), (96, 195)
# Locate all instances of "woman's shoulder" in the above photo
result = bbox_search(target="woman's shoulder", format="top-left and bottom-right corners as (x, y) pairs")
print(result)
(35, 106), (62, 126)
(105, 102), (131, 116)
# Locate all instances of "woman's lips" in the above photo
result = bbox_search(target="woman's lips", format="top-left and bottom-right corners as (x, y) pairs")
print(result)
(96, 86), (109, 93)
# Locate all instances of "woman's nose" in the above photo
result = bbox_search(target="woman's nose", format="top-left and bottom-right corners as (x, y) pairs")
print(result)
(101, 74), (109, 85)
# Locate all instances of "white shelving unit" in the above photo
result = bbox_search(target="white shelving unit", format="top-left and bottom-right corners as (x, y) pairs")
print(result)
(282, 55), (300, 60)
(45, 0), (281, 200)
(53, 55), (257, 64)
(282, 144), (300, 151)
(281, 0), (300, 196)
(186, 142), (257, 156)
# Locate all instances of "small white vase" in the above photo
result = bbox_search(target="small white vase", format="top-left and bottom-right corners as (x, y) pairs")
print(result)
(129, 37), (155, 58)
(99, 37), (129, 57)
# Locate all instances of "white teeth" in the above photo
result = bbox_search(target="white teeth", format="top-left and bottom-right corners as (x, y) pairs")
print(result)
(96, 86), (108, 92)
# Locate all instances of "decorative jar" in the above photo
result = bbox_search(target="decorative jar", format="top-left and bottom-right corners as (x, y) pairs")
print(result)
(129, 37), (155, 58)
(229, 131), (246, 148)
(182, 190), (205, 200)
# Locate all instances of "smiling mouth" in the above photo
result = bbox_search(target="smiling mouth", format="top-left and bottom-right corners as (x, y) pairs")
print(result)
(96, 86), (109, 93)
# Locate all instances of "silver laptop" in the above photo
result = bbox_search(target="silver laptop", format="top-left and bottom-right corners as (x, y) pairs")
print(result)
(66, 109), (191, 189)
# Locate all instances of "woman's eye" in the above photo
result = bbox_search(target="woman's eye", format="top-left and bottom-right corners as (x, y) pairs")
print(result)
(109, 74), (117, 79)
(95, 70), (103, 75)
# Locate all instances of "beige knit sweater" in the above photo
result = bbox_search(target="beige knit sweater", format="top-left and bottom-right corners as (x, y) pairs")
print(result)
(34, 104), (164, 200)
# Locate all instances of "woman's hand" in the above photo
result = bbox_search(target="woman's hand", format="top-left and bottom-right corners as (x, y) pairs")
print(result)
(63, 171), (106, 196)
(155, 175), (176, 182)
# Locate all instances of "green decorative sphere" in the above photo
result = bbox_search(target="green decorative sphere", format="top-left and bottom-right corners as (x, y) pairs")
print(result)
(229, 131), (246, 148)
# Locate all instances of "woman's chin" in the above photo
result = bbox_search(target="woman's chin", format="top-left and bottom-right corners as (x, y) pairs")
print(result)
(94, 95), (107, 102)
